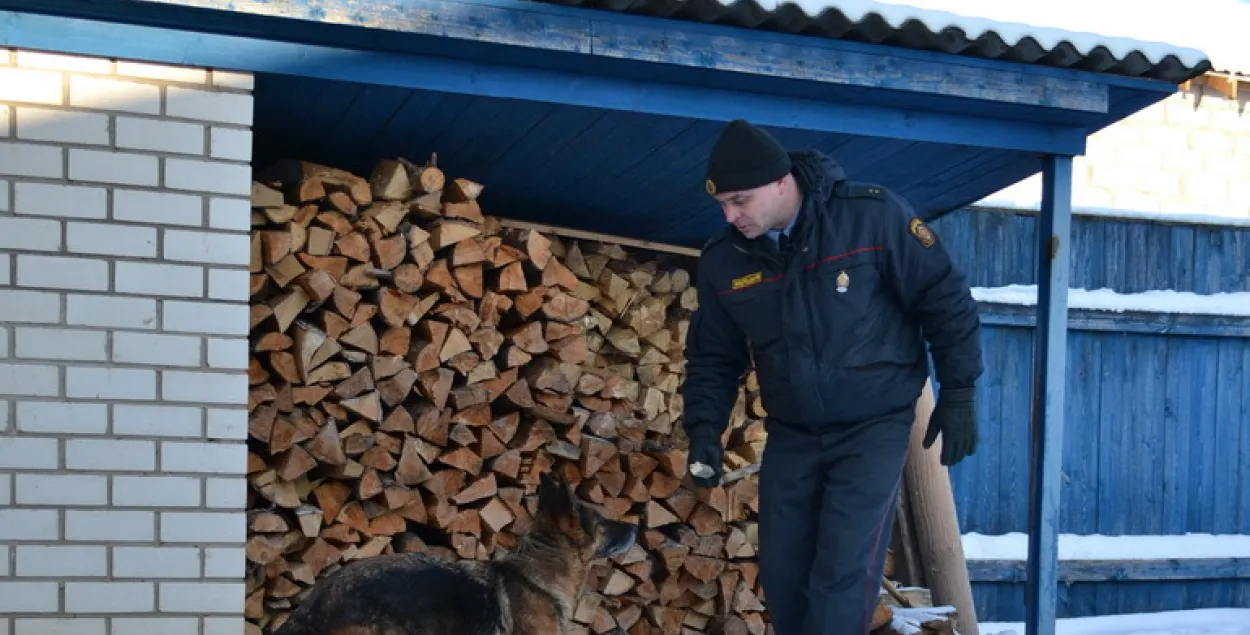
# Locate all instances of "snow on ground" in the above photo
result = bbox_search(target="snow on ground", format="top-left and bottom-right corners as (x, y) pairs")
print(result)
(891, 605), (958, 635)
(962, 532), (1250, 561)
(970, 285), (1250, 318)
(977, 608), (1250, 635)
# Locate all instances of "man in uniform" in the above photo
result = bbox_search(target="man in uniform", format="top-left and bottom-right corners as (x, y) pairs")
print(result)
(680, 120), (983, 635)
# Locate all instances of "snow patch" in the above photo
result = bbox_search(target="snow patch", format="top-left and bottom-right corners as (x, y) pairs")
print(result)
(891, 605), (957, 635)
(962, 532), (1250, 561)
(971, 285), (1250, 318)
(978, 608), (1250, 635)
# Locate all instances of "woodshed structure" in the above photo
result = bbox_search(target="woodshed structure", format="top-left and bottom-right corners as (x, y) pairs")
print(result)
(0, 1), (1217, 634)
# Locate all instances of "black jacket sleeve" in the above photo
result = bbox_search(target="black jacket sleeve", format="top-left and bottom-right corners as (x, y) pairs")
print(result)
(679, 252), (751, 442)
(879, 191), (984, 389)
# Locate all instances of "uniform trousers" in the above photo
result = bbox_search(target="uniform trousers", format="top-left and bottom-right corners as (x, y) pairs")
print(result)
(756, 405), (914, 635)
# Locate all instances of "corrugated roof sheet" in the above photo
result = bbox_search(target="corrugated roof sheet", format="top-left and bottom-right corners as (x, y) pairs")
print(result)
(534, 0), (1235, 83)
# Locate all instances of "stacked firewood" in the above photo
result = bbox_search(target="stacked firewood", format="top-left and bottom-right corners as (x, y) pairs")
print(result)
(242, 156), (958, 635)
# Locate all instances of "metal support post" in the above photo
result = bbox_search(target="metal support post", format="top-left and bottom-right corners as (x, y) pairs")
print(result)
(1025, 154), (1073, 635)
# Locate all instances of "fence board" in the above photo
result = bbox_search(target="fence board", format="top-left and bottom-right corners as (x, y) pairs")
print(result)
(954, 320), (1250, 621)
(931, 208), (1250, 294)
(934, 207), (1250, 622)
(973, 580), (1250, 623)
(951, 325), (1250, 534)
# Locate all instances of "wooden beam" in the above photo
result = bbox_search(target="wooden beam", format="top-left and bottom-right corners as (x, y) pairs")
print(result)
(968, 558), (1250, 583)
(116, 0), (1112, 112)
(1183, 72), (1247, 101)
(0, 9), (1092, 155)
(497, 218), (701, 257)
(1024, 154), (1073, 635)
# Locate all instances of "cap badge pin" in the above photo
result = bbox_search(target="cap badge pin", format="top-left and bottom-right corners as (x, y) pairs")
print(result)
(836, 270), (850, 293)
(705, 179), (717, 195)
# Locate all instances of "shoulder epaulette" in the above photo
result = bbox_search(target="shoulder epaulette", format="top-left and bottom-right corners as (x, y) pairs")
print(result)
(836, 181), (888, 200)
(700, 227), (729, 253)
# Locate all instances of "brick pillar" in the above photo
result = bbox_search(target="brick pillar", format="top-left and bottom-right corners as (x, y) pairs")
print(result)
(1, 48), (252, 635)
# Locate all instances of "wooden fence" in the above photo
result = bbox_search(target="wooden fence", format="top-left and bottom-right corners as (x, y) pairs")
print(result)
(929, 207), (1250, 622)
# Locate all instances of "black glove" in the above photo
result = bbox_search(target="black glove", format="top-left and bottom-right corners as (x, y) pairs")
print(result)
(686, 428), (724, 488)
(923, 386), (978, 467)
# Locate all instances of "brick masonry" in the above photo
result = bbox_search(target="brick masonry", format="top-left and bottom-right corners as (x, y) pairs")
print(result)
(980, 79), (1250, 220)
(1, 48), (251, 635)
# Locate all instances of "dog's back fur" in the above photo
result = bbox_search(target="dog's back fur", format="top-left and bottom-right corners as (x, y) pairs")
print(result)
(272, 471), (638, 635)
(271, 554), (528, 635)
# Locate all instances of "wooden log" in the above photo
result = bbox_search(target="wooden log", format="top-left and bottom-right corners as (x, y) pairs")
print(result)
(891, 478), (927, 589)
(903, 380), (978, 635)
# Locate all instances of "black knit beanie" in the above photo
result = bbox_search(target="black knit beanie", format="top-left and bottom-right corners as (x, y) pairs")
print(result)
(704, 119), (791, 195)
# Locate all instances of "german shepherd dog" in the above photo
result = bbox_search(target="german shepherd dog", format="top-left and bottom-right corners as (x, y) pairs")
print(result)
(273, 471), (639, 635)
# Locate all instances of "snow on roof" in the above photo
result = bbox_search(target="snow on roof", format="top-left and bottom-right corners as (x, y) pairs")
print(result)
(813, 0), (1246, 73)
(548, 0), (1242, 81)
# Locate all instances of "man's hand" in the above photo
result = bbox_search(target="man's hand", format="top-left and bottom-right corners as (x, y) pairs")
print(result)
(923, 386), (978, 466)
(686, 430), (724, 488)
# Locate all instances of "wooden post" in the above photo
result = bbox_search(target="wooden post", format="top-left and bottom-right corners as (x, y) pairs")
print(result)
(905, 379), (978, 635)
(1025, 154), (1073, 635)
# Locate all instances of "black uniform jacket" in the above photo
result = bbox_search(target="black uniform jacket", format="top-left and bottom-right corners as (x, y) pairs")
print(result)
(681, 150), (983, 440)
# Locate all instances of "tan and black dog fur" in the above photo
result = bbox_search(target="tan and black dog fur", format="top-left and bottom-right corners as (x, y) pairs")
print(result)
(272, 470), (639, 635)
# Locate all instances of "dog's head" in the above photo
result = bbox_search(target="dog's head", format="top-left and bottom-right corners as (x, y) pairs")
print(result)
(536, 471), (638, 561)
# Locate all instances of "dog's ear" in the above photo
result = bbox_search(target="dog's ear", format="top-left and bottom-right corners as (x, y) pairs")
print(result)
(537, 470), (583, 539)
(537, 471), (571, 515)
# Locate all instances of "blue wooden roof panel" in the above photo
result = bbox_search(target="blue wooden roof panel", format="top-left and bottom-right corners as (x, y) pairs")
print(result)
(116, 0), (1214, 84)
(4, 0), (1124, 112)
(0, 0), (1186, 246)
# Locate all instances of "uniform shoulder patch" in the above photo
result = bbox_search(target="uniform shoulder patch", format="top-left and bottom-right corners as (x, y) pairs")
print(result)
(908, 217), (937, 248)
(700, 228), (728, 253)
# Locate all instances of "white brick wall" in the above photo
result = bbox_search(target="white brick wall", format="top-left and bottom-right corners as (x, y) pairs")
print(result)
(982, 79), (1250, 220)
(0, 47), (251, 635)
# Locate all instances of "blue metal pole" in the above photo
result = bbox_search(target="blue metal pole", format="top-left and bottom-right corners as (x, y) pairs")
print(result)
(1025, 154), (1072, 635)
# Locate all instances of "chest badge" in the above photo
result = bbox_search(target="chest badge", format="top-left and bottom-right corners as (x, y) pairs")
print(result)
(836, 270), (850, 293)
(732, 271), (763, 290)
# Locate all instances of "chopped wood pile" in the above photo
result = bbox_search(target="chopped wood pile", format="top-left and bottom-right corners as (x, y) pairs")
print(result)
(243, 155), (961, 635)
